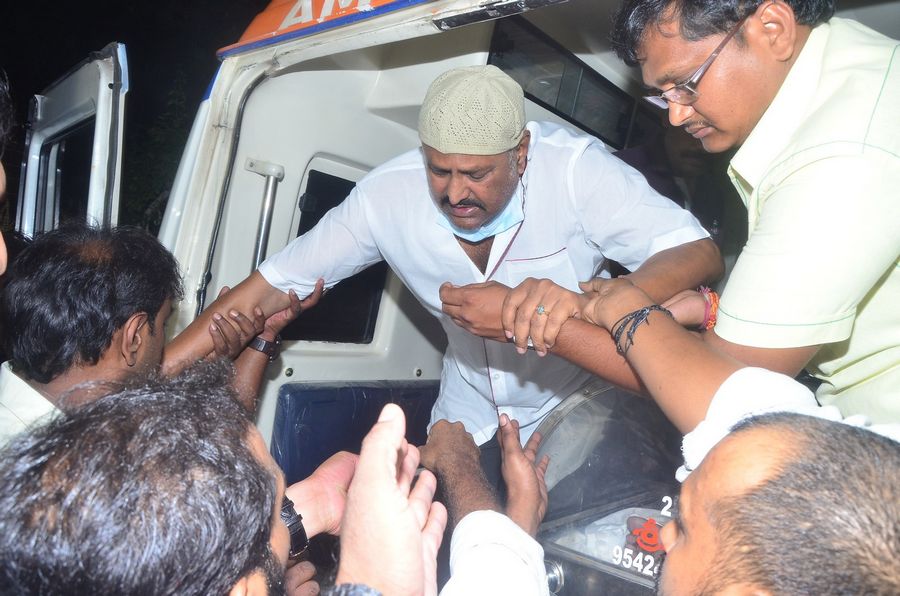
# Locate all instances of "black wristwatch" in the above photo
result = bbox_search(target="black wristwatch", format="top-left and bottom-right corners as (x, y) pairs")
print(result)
(248, 335), (281, 361)
(281, 496), (309, 560)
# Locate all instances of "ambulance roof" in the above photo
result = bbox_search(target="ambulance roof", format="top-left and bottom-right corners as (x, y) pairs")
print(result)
(218, 0), (431, 58)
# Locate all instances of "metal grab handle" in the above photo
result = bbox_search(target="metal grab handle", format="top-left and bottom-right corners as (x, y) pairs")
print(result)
(245, 158), (285, 269)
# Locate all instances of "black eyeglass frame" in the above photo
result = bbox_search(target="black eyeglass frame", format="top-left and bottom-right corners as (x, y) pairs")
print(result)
(644, 14), (750, 109)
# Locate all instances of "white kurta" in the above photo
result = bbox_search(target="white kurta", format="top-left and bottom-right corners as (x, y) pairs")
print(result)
(260, 121), (709, 444)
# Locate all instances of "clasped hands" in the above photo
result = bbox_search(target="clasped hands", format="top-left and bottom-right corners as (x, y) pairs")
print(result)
(440, 277), (657, 356)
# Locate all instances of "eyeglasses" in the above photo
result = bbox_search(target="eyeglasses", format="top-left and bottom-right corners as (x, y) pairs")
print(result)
(644, 14), (749, 109)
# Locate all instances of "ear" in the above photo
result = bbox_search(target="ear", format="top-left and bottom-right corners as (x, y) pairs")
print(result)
(754, 0), (799, 62)
(516, 130), (531, 176)
(120, 312), (149, 367)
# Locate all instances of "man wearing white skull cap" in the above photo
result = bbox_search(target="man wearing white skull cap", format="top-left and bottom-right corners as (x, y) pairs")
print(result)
(166, 65), (721, 459)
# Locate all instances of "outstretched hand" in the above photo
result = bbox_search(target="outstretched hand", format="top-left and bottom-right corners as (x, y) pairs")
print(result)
(501, 278), (589, 356)
(440, 281), (511, 342)
(286, 450), (358, 538)
(498, 414), (549, 537)
(262, 279), (325, 340)
(336, 404), (447, 596)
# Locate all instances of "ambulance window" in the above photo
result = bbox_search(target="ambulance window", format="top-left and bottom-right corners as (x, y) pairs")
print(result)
(489, 16), (634, 149)
(279, 170), (388, 344)
(34, 119), (94, 231)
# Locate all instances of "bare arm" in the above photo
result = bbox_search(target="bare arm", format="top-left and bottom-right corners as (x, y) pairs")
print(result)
(580, 278), (816, 433)
(624, 238), (723, 303)
(419, 420), (501, 529)
(164, 272), (296, 374)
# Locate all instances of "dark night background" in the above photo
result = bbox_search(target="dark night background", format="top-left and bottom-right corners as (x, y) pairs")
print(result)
(1, 0), (270, 231)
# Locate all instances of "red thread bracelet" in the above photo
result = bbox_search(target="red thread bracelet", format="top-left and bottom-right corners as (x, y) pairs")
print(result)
(699, 286), (719, 331)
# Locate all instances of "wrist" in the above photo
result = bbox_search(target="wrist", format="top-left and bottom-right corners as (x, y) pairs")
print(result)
(285, 479), (329, 538)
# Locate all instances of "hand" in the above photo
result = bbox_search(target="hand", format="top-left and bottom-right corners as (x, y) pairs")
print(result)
(661, 289), (707, 328)
(336, 404), (447, 596)
(578, 277), (654, 330)
(418, 419), (481, 476)
(261, 279), (325, 341)
(285, 560), (320, 596)
(439, 281), (511, 343)
(286, 451), (358, 538)
(501, 278), (589, 356)
(498, 414), (549, 537)
(207, 287), (265, 360)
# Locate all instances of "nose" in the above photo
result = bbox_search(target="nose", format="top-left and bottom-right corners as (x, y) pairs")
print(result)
(446, 174), (470, 204)
(660, 520), (677, 553)
(668, 102), (694, 127)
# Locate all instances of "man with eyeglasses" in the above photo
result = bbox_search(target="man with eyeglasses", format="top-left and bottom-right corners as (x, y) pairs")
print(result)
(451, 1), (899, 429)
(608, 0), (900, 424)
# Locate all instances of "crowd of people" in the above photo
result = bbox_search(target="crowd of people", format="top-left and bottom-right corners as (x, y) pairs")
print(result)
(0, 0), (898, 594)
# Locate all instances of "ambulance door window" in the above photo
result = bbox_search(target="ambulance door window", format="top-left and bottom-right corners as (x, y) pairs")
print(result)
(34, 118), (95, 232)
(279, 169), (388, 344)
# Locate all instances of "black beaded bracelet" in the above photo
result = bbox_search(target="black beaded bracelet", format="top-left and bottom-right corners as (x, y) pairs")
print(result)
(611, 305), (674, 356)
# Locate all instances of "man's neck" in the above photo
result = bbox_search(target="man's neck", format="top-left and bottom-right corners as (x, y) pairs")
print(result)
(29, 364), (130, 409)
(456, 236), (494, 274)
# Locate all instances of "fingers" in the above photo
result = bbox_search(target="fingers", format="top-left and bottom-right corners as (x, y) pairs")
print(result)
(439, 282), (460, 306)
(357, 404), (407, 487)
(300, 278), (325, 311)
(216, 285), (231, 299)
(537, 454), (550, 477)
(287, 289), (303, 315)
(209, 312), (241, 357)
(421, 501), (448, 596)
(501, 281), (531, 347)
(498, 413), (522, 458)
(229, 308), (264, 338)
(523, 430), (543, 463)
(284, 561), (320, 596)
(408, 468), (437, 529)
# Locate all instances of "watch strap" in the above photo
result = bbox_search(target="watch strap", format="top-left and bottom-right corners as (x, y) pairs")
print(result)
(281, 496), (309, 559)
(248, 335), (281, 361)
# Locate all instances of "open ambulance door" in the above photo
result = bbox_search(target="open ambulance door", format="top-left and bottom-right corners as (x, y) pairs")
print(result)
(17, 43), (128, 236)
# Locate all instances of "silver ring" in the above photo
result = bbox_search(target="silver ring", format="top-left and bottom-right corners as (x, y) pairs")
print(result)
(536, 304), (547, 316)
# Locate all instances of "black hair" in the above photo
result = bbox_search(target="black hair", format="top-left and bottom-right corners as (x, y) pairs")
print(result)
(611, 0), (836, 65)
(1, 223), (183, 383)
(700, 413), (900, 595)
(0, 360), (279, 595)
(0, 70), (12, 159)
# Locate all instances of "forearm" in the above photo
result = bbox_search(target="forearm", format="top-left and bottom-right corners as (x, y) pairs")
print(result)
(164, 272), (287, 374)
(626, 238), (723, 303)
(437, 460), (501, 528)
(231, 348), (269, 413)
(550, 319), (644, 393)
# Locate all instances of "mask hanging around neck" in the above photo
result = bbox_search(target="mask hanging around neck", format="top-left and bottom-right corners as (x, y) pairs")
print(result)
(436, 178), (525, 243)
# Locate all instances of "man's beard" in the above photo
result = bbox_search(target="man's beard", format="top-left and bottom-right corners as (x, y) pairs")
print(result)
(261, 546), (286, 596)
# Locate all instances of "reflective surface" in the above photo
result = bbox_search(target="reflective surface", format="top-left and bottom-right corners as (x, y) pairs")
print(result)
(536, 380), (682, 594)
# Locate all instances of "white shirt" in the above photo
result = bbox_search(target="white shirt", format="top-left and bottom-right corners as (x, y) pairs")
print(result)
(679, 367), (900, 481)
(260, 121), (709, 444)
(0, 361), (58, 447)
(442, 510), (548, 596)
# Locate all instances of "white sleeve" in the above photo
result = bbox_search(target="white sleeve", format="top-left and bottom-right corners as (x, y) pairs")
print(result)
(678, 368), (827, 481)
(257, 185), (383, 296)
(440, 511), (549, 596)
(572, 142), (709, 271)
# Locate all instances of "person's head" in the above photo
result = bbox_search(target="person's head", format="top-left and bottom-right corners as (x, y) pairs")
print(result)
(658, 413), (900, 595)
(0, 69), (15, 273)
(0, 360), (291, 595)
(1, 223), (183, 384)
(611, 1), (835, 153)
(418, 65), (530, 233)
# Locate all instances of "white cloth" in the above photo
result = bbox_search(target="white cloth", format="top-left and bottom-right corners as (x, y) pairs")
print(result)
(678, 367), (900, 481)
(0, 361), (58, 447)
(260, 121), (709, 444)
(441, 510), (548, 596)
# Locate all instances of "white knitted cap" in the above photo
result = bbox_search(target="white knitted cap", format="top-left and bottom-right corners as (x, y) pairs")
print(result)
(418, 65), (525, 155)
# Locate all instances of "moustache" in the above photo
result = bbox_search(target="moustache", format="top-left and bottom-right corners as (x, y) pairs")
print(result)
(441, 196), (486, 210)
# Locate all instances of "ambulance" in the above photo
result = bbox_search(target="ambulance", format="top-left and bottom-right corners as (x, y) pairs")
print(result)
(15, 0), (899, 592)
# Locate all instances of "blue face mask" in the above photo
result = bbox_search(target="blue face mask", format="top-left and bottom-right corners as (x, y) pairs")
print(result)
(436, 180), (525, 243)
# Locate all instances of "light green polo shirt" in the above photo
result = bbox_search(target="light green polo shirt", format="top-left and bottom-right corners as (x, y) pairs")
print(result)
(0, 361), (59, 446)
(718, 19), (900, 422)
